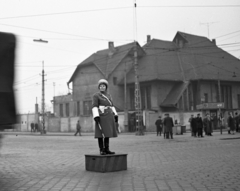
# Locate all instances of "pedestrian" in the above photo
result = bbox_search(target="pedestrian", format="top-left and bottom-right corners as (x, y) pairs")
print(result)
(163, 113), (174, 139)
(188, 115), (194, 136)
(227, 112), (235, 135)
(196, 113), (204, 137)
(30, 122), (34, 132)
(234, 112), (239, 132)
(34, 123), (38, 132)
(191, 116), (197, 137)
(155, 116), (163, 136)
(74, 120), (81, 136)
(92, 79), (118, 155)
(203, 113), (212, 136)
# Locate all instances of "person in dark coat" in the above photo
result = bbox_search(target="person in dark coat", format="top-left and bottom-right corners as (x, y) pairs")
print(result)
(227, 112), (235, 135)
(196, 113), (204, 137)
(234, 112), (239, 132)
(92, 79), (118, 155)
(34, 123), (38, 132)
(163, 113), (174, 139)
(30, 122), (35, 132)
(203, 113), (212, 136)
(191, 116), (197, 137)
(155, 116), (163, 136)
(74, 120), (81, 136)
(188, 115), (194, 136)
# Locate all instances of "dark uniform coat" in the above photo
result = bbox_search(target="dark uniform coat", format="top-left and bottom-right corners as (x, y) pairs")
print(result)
(92, 92), (117, 138)
(228, 116), (235, 131)
(203, 117), (212, 134)
(155, 119), (163, 132)
(163, 116), (174, 133)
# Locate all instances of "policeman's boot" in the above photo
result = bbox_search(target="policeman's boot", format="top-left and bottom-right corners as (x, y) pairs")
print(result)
(104, 138), (115, 155)
(170, 132), (173, 139)
(98, 138), (106, 155)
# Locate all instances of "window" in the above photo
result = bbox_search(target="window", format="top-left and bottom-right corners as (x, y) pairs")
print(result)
(204, 93), (208, 103)
(60, 104), (63, 117)
(77, 101), (80, 116)
(216, 84), (232, 109)
(141, 86), (151, 110)
(238, 94), (240, 109)
(66, 103), (69, 117)
(83, 100), (92, 116)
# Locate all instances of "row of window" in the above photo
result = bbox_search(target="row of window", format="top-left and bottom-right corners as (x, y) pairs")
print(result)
(58, 84), (240, 117)
(59, 101), (92, 117)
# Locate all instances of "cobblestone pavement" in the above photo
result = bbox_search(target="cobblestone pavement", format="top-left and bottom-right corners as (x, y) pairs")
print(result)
(0, 132), (240, 191)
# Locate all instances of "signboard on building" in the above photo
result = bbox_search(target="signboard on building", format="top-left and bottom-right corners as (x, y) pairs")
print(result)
(196, 102), (224, 110)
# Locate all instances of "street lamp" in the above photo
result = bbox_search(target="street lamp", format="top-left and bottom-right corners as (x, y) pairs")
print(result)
(33, 39), (48, 43)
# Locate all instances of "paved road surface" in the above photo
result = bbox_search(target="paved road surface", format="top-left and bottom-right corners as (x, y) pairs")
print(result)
(0, 132), (240, 191)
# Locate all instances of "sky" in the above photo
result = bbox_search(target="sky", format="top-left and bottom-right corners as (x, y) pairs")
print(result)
(0, 0), (240, 114)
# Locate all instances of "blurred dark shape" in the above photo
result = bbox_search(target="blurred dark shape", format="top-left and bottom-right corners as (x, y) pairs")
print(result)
(0, 31), (17, 131)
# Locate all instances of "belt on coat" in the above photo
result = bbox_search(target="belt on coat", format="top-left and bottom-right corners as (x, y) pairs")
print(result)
(99, 106), (113, 114)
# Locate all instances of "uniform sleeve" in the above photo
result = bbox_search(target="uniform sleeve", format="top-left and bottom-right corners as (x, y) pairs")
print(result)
(92, 93), (99, 118)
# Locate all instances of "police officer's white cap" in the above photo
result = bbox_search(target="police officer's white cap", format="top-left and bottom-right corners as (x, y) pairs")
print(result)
(98, 79), (108, 89)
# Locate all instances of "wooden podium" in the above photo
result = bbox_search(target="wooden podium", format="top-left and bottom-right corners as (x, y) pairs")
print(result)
(85, 154), (127, 173)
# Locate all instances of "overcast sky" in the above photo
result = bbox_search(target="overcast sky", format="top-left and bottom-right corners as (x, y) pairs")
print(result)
(1, 0), (240, 114)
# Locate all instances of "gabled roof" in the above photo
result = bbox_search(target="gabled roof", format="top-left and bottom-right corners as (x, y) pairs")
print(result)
(125, 31), (240, 84)
(68, 42), (144, 84)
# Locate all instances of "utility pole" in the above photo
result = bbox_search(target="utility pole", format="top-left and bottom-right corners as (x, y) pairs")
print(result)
(124, 62), (128, 131)
(133, 1), (143, 135)
(134, 41), (143, 135)
(41, 61), (46, 134)
(217, 70), (222, 134)
(200, 22), (218, 38)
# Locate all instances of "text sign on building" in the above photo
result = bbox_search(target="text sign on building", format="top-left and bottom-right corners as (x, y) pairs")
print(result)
(196, 102), (224, 110)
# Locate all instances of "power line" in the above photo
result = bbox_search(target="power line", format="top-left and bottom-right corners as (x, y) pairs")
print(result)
(0, 7), (133, 20)
(0, 5), (239, 21)
(0, 23), (113, 41)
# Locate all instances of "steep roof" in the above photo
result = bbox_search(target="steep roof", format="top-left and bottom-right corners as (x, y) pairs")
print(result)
(68, 42), (144, 84)
(125, 31), (240, 83)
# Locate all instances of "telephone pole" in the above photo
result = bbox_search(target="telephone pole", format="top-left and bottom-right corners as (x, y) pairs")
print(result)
(41, 61), (46, 134)
(133, 1), (143, 135)
(134, 41), (143, 135)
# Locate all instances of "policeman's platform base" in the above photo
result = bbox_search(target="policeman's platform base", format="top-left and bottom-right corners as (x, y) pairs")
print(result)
(85, 154), (127, 173)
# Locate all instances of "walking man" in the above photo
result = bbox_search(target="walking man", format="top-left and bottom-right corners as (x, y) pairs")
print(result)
(30, 122), (34, 132)
(74, 120), (81, 136)
(188, 115), (194, 136)
(163, 113), (174, 139)
(196, 113), (204, 137)
(155, 116), (163, 136)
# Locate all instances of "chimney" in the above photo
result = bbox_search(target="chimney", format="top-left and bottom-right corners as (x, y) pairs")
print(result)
(108, 41), (115, 57)
(212, 39), (216, 45)
(108, 41), (114, 50)
(147, 35), (151, 43)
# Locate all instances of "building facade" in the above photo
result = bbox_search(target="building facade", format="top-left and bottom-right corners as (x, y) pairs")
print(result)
(52, 32), (240, 132)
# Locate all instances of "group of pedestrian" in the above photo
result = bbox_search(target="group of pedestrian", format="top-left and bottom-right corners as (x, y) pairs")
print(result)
(30, 122), (39, 132)
(155, 113), (174, 139)
(189, 114), (205, 137)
